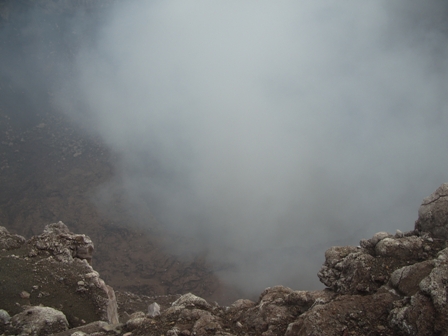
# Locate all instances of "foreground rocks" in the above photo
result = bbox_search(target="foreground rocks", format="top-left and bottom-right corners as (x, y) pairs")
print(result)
(0, 222), (117, 335)
(2, 184), (448, 335)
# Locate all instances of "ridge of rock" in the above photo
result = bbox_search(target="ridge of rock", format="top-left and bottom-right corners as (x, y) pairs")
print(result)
(1, 184), (448, 335)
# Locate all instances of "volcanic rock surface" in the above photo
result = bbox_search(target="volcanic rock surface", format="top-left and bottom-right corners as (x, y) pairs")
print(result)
(2, 185), (448, 335)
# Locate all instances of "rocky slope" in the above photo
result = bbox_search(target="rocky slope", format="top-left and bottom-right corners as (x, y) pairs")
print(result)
(2, 184), (448, 335)
(0, 109), (228, 302)
(1, 0), (236, 304)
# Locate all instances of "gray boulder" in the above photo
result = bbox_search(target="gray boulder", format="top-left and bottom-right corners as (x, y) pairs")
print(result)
(27, 221), (94, 264)
(415, 183), (448, 239)
(8, 306), (68, 335)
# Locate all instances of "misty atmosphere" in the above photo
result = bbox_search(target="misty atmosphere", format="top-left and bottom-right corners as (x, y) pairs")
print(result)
(1, 0), (448, 301)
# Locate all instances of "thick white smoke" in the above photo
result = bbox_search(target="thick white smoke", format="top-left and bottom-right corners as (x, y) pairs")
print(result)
(56, 0), (448, 295)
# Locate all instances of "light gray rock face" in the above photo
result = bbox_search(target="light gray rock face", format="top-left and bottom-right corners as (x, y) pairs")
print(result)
(148, 302), (161, 317)
(171, 293), (212, 310)
(8, 306), (68, 335)
(415, 183), (448, 239)
(375, 236), (424, 259)
(27, 221), (94, 264)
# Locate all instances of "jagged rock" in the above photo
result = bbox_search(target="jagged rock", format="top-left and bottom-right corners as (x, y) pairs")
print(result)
(192, 313), (222, 336)
(0, 223), (117, 330)
(417, 249), (448, 334)
(148, 302), (161, 317)
(371, 231), (393, 245)
(388, 293), (436, 335)
(27, 221), (94, 264)
(171, 293), (212, 310)
(286, 289), (335, 314)
(285, 291), (397, 336)
(389, 260), (434, 296)
(318, 229), (444, 296)
(26, 222), (119, 324)
(415, 183), (448, 239)
(318, 249), (379, 294)
(226, 299), (255, 321)
(0, 226), (26, 250)
(7, 306), (69, 335)
(3, 182), (448, 335)
(235, 286), (300, 335)
(375, 236), (425, 259)
(125, 312), (150, 331)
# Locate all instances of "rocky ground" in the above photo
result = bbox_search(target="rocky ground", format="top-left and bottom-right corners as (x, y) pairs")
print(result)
(2, 184), (448, 335)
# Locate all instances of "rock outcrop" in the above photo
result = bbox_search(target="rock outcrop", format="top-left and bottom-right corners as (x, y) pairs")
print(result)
(2, 184), (448, 335)
(0, 222), (118, 335)
(415, 183), (448, 240)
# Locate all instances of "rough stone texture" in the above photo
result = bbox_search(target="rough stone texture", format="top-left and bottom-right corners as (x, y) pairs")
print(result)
(27, 221), (94, 264)
(285, 292), (397, 336)
(192, 313), (223, 336)
(417, 249), (448, 334)
(318, 248), (379, 294)
(7, 306), (69, 336)
(415, 183), (448, 239)
(171, 293), (212, 310)
(389, 260), (434, 296)
(0, 223), (117, 330)
(125, 312), (151, 331)
(389, 293), (436, 335)
(0, 226), (26, 250)
(236, 286), (297, 335)
(375, 236), (424, 259)
(4, 184), (448, 335)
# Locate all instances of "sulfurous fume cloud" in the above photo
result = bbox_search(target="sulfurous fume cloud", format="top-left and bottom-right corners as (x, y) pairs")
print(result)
(53, 0), (448, 296)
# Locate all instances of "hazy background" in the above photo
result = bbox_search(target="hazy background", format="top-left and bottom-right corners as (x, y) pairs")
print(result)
(3, 0), (448, 296)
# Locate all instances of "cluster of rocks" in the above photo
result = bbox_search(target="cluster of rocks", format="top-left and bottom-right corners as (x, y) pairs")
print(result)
(2, 184), (448, 335)
(0, 222), (117, 335)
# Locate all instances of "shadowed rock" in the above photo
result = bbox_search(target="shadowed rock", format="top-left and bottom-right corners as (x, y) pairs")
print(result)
(0, 226), (26, 250)
(415, 183), (448, 239)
